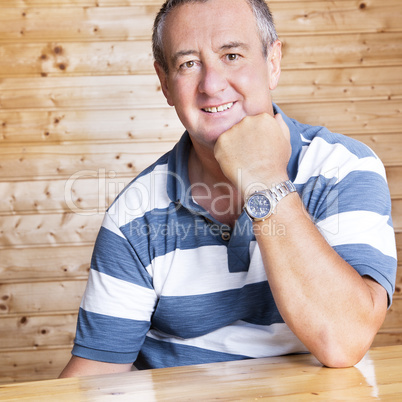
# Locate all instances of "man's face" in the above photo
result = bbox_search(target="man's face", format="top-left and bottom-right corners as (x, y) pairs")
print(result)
(155, 0), (282, 150)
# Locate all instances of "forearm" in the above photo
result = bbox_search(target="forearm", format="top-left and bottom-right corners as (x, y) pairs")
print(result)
(254, 192), (387, 367)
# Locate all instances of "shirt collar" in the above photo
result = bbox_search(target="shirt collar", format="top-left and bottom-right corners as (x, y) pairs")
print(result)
(167, 103), (302, 211)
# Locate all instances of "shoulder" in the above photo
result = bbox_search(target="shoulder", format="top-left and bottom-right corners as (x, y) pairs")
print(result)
(293, 121), (386, 184)
(105, 149), (174, 231)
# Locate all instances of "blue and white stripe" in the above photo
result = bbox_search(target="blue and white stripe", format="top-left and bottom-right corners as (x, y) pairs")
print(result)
(72, 104), (397, 367)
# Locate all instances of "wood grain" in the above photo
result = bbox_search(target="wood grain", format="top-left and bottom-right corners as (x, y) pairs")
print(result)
(279, 99), (402, 135)
(0, 67), (401, 111)
(0, 213), (103, 247)
(1, 34), (402, 78)
(0, 1), (400, 43)
(0, 280), (86, 315)
(0, 108), (183, 144)
(2, 100), (401, 146)
(1, 0), (401, 384)
(0, 348), (72, 385)
(382, 298), (402, 329)
(0, 245), (92, 281)
(0, 313), (76, 350)
(1, 168), (400, 216)
(0, 141), (175, 180)
(0, 176), (133, 215)
(281, 32), (402, 69)
(1, 346), (402, 398)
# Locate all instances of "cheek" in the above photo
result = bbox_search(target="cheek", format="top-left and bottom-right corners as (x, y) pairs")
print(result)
(233, 65), (270, 95)
(234, 69), (271, 107)
(170, 76), (198, 105)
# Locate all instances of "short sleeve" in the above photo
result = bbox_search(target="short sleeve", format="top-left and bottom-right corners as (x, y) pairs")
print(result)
(72, 213), (157, 364)
(298, 134), (397, 304)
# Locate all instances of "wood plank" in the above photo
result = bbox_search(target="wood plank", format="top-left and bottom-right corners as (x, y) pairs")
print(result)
(348, 133), (402, 166)
(382, 297), (402, 330)
(0, 212), (102, 247)
(271, 0), (402, 35)
(395, 232), (402, 297)
(0, 313), (76, 350)
(0, 245), (92, 281)
(2, 347), (402, 399)
(1, 33), (402, 77)
(386, 166), (402, 198)
(396, 232), (402, 264)
(0, 292), (399, 351)
(372, 329), (402, 347)
(281, 32), (402, 69)
(0, 75), (166, 111)
(0, 211), (398, 282)
(0, 1), (163, 6)
(0, 0), (372, 7)
(276, 66), (402, 103)
(0, 108), (183, 144)
(0, 166), (401, 216)
(0, 326), (397, 385)
(0, 193), (399, 249)
(0, 1), (400, 43)
(279, 99), (402, 136)
(1, 100), (400, 146)
(0, 347), (72, 384)
(0, 141), (175, 180)
(0, 40), (153, 77)
(0, 176), (133, 215)
(1, 67), (401, 110)
(0, 280), (86, 315)
(0, 6), (160, 42)
(392, 200), (402, 232)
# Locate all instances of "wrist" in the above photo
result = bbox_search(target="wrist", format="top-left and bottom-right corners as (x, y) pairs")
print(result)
(243, 175), (290, 200)
(244, 179), (296, 222)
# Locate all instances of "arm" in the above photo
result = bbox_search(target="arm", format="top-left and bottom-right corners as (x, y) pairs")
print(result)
(252, 191), (387, 367)
(214, 113), (389, 367)
(60, 211), (156, 377)
(59, 356), (132, 378)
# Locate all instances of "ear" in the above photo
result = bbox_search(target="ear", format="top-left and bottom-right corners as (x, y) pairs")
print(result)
(267, 40), (282, 91)
(154, 61), (174, 106)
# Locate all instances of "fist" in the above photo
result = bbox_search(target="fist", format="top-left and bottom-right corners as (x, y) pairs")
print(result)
(214, 113), (291, 198)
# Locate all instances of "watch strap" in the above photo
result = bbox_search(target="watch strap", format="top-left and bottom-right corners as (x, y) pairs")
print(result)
(268, 180), (296, 203)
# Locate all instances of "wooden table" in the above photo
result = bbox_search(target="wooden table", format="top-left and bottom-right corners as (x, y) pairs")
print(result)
(1, 345), (402, 401)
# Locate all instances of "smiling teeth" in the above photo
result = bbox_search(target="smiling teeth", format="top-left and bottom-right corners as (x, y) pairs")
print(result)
(203, 102), (234, 113)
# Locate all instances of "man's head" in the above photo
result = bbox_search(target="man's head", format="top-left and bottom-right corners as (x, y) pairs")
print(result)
(152, 0), (282, 149)
(153, 0), (278, 74)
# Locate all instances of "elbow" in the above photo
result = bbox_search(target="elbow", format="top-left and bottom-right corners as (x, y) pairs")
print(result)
(318, 349), (365, 368)
(312, 334), (372, 368)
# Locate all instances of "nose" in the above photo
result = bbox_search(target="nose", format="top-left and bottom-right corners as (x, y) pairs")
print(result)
(198, 63), (228, 96)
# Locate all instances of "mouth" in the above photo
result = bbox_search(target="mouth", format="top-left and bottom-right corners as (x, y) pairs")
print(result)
(202, 102), (234, 114)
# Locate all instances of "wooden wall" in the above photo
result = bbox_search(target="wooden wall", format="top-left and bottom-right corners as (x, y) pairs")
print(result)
(0, 0), (401, 384)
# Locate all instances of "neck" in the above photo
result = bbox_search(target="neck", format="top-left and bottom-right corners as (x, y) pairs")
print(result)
(188, 137), (243, 226)
(188, 140), (228, 185)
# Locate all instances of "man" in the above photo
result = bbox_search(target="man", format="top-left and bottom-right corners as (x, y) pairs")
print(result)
(60, 0), (397, 377)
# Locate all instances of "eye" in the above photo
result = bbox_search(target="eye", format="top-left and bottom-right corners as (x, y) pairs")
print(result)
(226, 53), (239, 61)
(180, 60), (196, 69)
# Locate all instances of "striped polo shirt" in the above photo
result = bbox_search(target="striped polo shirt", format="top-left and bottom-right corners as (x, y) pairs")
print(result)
(72, 104), (397, 368)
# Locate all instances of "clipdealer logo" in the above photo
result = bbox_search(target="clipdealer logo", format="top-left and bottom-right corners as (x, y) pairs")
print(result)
(63, 167), (341, 236)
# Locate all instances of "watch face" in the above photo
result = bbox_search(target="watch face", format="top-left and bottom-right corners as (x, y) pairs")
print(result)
(247, 193), (272, 219)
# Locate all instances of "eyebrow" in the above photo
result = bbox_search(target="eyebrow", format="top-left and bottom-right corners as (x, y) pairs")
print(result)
(171, 50), (199, 67)
(171, 41), (250, 67)
(219, 41), (250, 52)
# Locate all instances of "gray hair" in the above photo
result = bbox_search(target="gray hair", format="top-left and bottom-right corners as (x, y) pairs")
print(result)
(152, 0), (278, 73)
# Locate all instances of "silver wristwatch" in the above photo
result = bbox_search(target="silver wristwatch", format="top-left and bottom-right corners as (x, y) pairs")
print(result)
(244, 180), (296, 221)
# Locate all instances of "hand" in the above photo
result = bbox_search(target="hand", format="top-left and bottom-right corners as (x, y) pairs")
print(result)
(214, 113), (292, 198)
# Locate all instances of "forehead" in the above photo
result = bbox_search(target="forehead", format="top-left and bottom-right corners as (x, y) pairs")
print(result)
(162, 0), (260, 58)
